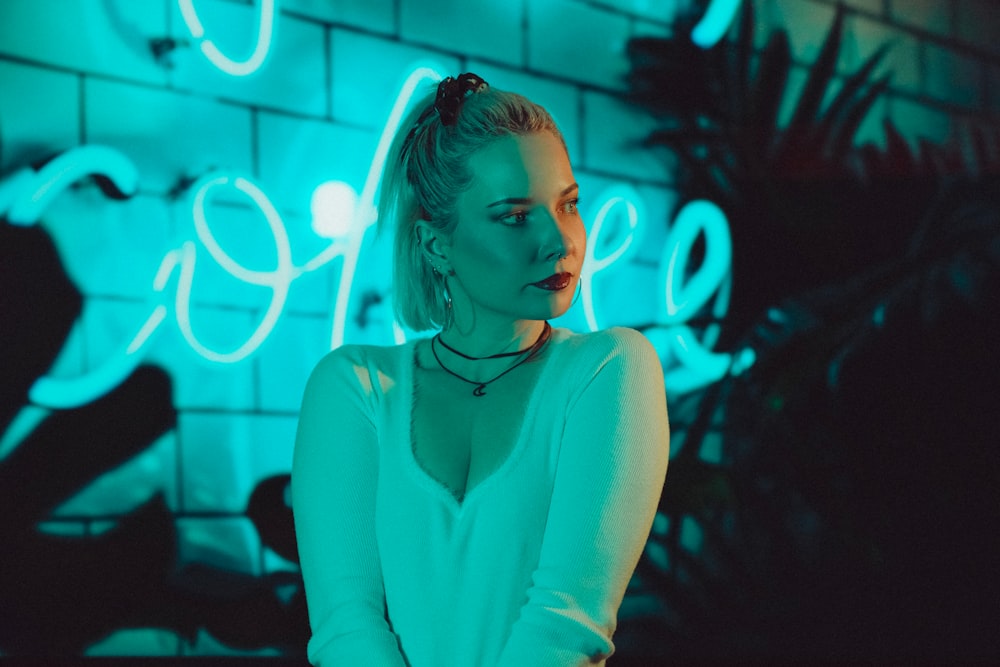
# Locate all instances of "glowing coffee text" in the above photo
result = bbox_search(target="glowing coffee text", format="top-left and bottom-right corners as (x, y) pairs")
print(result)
(0, 65), (750, 410)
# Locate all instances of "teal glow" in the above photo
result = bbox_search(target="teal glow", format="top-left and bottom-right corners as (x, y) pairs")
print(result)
(0, 169), (39, 225)
(662, 200), (731, 323)
(13, 64), (754, 409)
(327, 64), (445, 348)
(311, 181), (358, 239)
(29, 343), (147, 409)
(655, 199), (753, 392)
(0, 144), (145, 409)
(21, 65), (447, 408)
(179, 0), (277, 76)
(0, 406), (50, 460)
(662, 325), (736, 394)
(691, 0), (743, 48)
(581, 185), (644, 332)
(179, 175), (293, 363)
(0, 145), (139, 227)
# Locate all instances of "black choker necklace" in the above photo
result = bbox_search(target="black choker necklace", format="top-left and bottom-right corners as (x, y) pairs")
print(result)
(436, 328), (544, 360)
(430, 322), (551, 397)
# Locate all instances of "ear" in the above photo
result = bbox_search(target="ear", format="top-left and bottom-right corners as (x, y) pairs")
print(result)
(414, 219), (452, 274)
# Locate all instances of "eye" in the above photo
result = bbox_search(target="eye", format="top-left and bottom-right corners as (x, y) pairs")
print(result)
(559, 198), (580, 215)
(500, 209), (529, 226)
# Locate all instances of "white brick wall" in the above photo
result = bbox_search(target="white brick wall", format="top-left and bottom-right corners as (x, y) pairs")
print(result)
(890, 0), (954, 37)
(955, 0), (1000, 56)
(85, 79), (255, 193)
(925, 40), (984, 107)
(0, 0), (167, 84)
(528, 0), (633, 89)
(0, 61), (80, 170)
(842, 14), (922, 93)
(582, 90), (676, 182)
(330, 29), (462, 127)
(400, 0), (524, 64)
(283, 0), (396, 33)
(754, 0), (838, 62)
(179, 412), (296, 513)
(166, 2), (328, 115)
(257, 113), (377, 216)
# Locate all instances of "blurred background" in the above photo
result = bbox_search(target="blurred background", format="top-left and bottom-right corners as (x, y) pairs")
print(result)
(1, 0), (998, 663)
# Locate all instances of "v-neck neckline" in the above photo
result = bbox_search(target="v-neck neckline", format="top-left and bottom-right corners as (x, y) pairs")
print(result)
(402, 329), (562, 513)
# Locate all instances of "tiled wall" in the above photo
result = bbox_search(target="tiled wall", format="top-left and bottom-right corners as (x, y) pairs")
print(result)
(1, 0), (996, 657)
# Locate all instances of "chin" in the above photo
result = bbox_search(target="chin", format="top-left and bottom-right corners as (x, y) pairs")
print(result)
(537, 293), (575, 320)
(550, 299), (573, 320)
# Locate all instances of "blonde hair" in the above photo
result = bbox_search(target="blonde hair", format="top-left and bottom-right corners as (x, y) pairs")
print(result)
(377, 80), (565, 331)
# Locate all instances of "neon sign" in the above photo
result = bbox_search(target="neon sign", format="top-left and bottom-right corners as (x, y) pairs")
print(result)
(691, 0), (744, 48)
(580, 184), (643, 332)
(174, 0), (739, 79)
(178, 0), (277, 76)
(0, 63), (750, 410)
(658, 200), (754, 393)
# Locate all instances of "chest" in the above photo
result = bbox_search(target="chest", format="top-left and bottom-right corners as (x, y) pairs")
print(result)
(410, 359), (545, 502)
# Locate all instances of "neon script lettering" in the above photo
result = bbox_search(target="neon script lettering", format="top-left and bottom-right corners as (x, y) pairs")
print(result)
(179, 0), (277, 76)
(177, 0), (739, 78)
(0, 66), (750, 409)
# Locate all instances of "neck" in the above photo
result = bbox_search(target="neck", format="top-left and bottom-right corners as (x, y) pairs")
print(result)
(439, 319), (547, 358)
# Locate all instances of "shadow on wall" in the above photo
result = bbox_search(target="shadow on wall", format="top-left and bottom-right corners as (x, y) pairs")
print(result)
(0, 220), (307, 658)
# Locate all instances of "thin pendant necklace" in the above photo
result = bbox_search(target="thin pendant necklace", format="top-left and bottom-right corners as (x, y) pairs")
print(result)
(430, 322), (551, 397)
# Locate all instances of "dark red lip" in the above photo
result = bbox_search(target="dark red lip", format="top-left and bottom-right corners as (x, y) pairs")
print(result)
(532, 272), (572, 291)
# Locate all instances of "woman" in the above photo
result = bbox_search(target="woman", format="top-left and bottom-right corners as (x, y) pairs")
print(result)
(292, 73), (670, 667)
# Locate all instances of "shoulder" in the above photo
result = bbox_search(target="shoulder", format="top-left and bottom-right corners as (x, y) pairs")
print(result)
(555, 327), (667, 418)
(557, 326), (659, 364)
(303, 342), (409, 398)
(306, 344), (366, 384)
(551, 327), (663, 396)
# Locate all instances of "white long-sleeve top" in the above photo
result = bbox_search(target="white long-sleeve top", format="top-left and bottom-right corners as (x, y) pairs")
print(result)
(292, 326), (670, 667)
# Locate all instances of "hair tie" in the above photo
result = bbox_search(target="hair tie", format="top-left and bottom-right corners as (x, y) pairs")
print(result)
(400, 73), (489, 166)
(433, 73), (488, 126)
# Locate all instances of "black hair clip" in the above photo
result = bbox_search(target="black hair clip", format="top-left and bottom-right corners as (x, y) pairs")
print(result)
(433, 73), (488, 126)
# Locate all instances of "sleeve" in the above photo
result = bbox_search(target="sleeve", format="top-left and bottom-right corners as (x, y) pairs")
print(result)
(495, 328), (670, 666)
(291, 347), (409, 667)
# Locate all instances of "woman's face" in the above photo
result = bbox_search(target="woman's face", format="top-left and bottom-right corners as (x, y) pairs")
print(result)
(441, 131), (586, 327)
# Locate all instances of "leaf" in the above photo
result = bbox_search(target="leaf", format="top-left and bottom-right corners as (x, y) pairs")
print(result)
(734, 0), (755, 120)
(814, 43), (891, 155)
(828, 75), (891, 162)
(748, 31), (791, 154)
(783, 4), (846, 143)
(878, 114), (917, 176)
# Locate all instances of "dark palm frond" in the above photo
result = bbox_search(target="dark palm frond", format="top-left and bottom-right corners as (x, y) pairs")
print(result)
(622, 1), (1000, 662)
(776, 4), (846, 155)
(744, 30), (790, 156)
(814, 43), (891, 158)
(732, 0), (754, 119)
(824, 73), (891, 162)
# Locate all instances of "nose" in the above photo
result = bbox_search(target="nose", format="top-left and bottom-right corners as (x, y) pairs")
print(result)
(543, 236), (566, 262)
(539, 210), (574, 262)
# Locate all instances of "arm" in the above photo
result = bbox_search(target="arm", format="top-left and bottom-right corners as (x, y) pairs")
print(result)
(292, 347), (408, 667)
(496, 328), (670, 666)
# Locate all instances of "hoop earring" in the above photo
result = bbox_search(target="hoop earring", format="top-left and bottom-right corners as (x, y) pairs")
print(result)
(571, 278), (583, 307)
(442, 280), (454, 331)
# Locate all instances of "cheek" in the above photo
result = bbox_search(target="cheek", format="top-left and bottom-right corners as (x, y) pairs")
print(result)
(571, 218), (587, 257)
(454, 234), (515, 275)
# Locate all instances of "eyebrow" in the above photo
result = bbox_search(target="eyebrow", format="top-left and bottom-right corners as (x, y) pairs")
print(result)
(486, 182), (579, 208)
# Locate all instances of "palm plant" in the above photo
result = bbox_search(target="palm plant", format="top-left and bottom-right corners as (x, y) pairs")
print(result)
(619, 2), (1000, 661)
